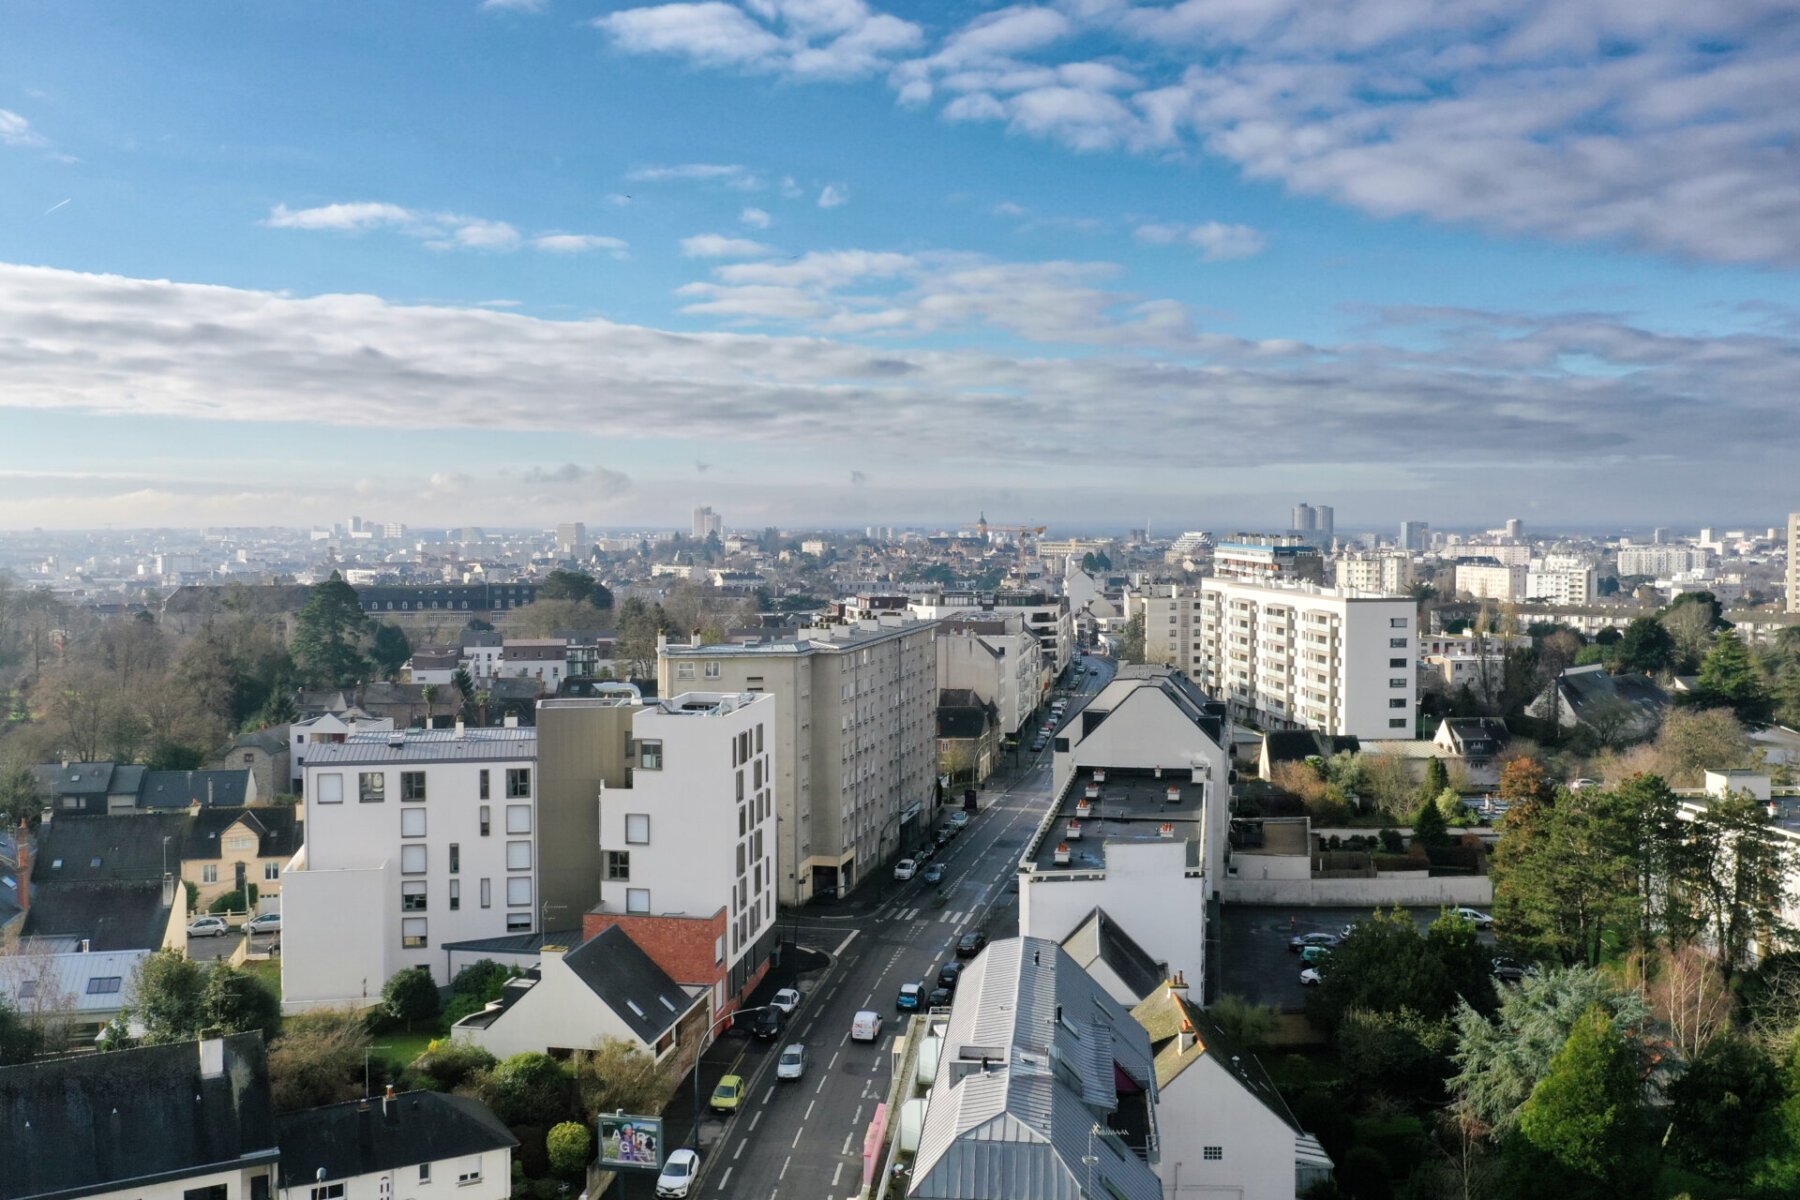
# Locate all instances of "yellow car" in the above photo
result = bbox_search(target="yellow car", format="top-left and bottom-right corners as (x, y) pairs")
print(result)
(709, 1075), (744, 1113)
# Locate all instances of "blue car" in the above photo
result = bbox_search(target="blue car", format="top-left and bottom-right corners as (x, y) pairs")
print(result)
(922, 862), (947, 884)
(896, 982), (925, 1012)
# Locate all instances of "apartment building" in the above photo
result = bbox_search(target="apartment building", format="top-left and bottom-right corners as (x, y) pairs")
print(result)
(934, 614), (1041, 738)
(658, 618), (937, 905)
(692, 506), (723, 540)
(1334, 550), (1413, 595)
(581, 691), (778, 1016)
(1525, 566), (1596, 606)
(1620, 545), (1711, 577)
(908, 590), (1073, 678)
(283, 726), (539, 1011)
(1453, 561), (1527, 601)
(1152, 580), (1416, 739)
(1212, 539), (1324, 584)
(1791, 513), (1800, 614)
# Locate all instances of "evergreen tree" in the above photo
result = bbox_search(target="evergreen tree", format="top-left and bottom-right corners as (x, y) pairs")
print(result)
(0, 997), (42, 1064)
(1422, 756), (1450, 803)
(1667, 1032), (1784, 1179)
(1412, 795), (1450, 848)
(132, 951), (206, 1044)
(290, 573), (368, 687)
(368, 623), (412, 680)
(1515, 1004), (1648, 1193)
(1615, 616), (1677, 675)
(201, 964), (282, 1041)
(1689, 629), (1774, 727)
(381, 966), (440, 1032)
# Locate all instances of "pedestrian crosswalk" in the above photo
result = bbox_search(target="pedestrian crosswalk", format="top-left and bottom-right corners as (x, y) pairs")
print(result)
(939, 910), (967, 924)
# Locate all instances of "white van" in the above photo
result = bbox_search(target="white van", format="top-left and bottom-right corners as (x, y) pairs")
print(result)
(851, 1010), (883, 1042)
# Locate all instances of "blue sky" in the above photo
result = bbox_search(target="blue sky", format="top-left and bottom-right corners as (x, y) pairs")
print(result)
(2, 0), (1797, 532)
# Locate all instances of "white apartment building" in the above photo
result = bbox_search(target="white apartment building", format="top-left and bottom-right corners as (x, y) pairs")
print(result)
(1145, 581), (1416, 739)
(1619, 545), (1710, 576)
(1525, 566), (1596, 605)
(589, 691), (779, 1014)
(935, 615), (1041, 739)
(289, 713), (396, 791)
(658, 618), (937, 905)
(1790, 513), (1800, 615)
(908, 590), (1073, 678)
(1334, 550), (1414, 595)
(1454, 561), (1528, 601)
(692, 506), (723, 540)
(283, 726), (539, 1011)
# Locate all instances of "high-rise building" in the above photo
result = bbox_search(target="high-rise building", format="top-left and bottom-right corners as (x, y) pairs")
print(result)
(1314, 504), (1334, 540)
(1454, 561), (1528, 601)
(658, 618), (939, 905)
(1291, 503), (1316, 533)
(1652, 527), (1670, 545)
(555, 522), (587, 555)
(1504, 517), (1524, 540)
(1334, 550), (1413, 595)
(692, 506), (723, 540)
(1788, 513), (1800, 614)
(1399, 520), (1429, 551)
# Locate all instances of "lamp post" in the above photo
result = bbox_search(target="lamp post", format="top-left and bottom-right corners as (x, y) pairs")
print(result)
(688, 1007), (764, 1149)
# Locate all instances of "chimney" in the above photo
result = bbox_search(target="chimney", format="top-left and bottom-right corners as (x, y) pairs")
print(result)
(1179, 1021), (1197, 1053)
(503, 712), (519, 728)
(454, 718), (465, 738)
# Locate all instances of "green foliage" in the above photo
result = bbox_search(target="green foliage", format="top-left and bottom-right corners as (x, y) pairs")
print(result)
(415, 1038), (498, 1090)
(546, 1121), (592, 1177)
(200, 964), (282, 1041)
(382, 967), (441, 1031)
(1514, 1005), (1649, 1192)
(1337, 1007), (1457, 1095)
(146, 741), (206, 770)
(1120, 612), (1145, 664)
(613, 597), (669, 680)
(541, 570), (609, 606)
(369, 624), (413, 679)
(208, 885), (259, 913)
(1668, 1032), (1785, 1178)
(133, 951), (207, 1044)
(1686, 629), (1774, 728)
(291, 573), (369, 687)
(1422, 757), (1450, 801)
(480, 1052), (577, 1128)
(1308, 908), (1494, 1038)
(0, 755), (46, 828)
(1410, 795), (1449, 848)
(258, 686), (297, 729)
(183, 880), (200, 914)
(1208, 994), (1277, 1051)
(1377, 827), (1403, 855)
(1434, 787), (1464, 823)
(0, 997), (43, 1064)
(1673, 790), (1794, 979)
(268, 1010), (372, 1113)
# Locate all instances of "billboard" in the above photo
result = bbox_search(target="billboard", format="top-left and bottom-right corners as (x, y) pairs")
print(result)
(597, 1115), (665, 1169)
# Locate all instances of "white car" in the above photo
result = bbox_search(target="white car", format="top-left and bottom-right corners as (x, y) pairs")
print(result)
(893, 858), (917, 881)
(186, 916), (230, 938)
(656, 1148), (699, 1198)
(851, 1010), (883, 1041)
(1452, 907), (1494, 930)
(1300, 966), (1323, 986)
(776, 1043), (806, 1081)
(245, 912), (282, 936)
(771, 987), (801, 1015)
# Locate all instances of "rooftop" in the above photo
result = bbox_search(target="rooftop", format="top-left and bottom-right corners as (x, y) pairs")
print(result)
(302, 726), (537, 766)
(659, 618), (934, 658)
(1028, 766), (1206, 873)
(276, 1091), (516, 1188)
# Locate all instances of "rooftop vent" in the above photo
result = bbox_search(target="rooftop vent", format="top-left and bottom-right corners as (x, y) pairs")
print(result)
(1093, 769), (1106, 783)
(1053, 843), (1071, 865)
(1066, 820), (1083, 841)
(1076, 797), (1093, 817)
(1166, 786), (1181, 804)
(1159, 823), (1175, 839)
(1084, 783), (1099, 800)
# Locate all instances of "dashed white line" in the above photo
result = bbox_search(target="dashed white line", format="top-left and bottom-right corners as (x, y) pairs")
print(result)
(750, 1111), (763, 1131)
(841, 1131), (855, 1155)
(792, 1125), (805, 1149)
(805, 1100), (815, 1121)
(763, 1086), (774, 1104)
(828, 1051), (840, 1070)
(717, 1167), (733, 1190)
(832, 1163), (845, 1187)
(779, 1157), (791, 1180)
(734, 1141), (746, 1160)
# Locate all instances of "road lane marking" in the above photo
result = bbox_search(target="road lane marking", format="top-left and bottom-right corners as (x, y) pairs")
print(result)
(763, 1086), (774, 1103)
(832, 931), (858, 956)
(833, 1163), (844, 1187)
(841, 1132), (855, 1155)
(734, 1141), (745, 1160)
(780, 1157), (790, 1179)
(805, 1100), (815, 1121)
(750, 1111), (763, 1130)
(828, 1051), (840, 1070)
(792, 1125), (805, 1148)
(816, 1077), (826, 1094)
(718, 1167), (732, 1190)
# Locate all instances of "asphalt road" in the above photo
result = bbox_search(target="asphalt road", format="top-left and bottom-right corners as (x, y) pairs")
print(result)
(670, 653), (1113, 1200)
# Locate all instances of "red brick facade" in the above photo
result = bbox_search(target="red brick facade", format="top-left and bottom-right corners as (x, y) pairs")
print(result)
(581, 907), (770, 1016)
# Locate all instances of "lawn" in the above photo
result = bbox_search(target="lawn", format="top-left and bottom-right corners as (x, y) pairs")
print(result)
(244, 958), (282, 999)
(369, 1022), (448, 1072)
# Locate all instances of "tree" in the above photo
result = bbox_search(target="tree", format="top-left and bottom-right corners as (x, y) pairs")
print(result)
(201, 964), (281, 1040)
(1662, 593), (1727, 673)
(414, 1039), (497, 1090)
(1422, 756), (1450, 803)
(547, 1121), (593, 1178)
(291, 574), (368, 687)
(0, 756), (46, 829)
(1667, 1031), (1784, 1178)
(420, 684), (439, 730)
(540, 570), (608, 605)
(612, 598), (668, 680)
(258, 686), (298, 729)
(1491, 780), (1640, 965)
(369, 623), (412, 680)
(1513, 1004), (1648, 1193)
(480, 1051), (577, 1128)
(381, 966), (440, 1031)
(0, 997), (42, 1065)
(131, 951), (206, 1044)
(573, 1038), (681, 1119)
(1670, 790), (1793, 979)
(1615, 616), (1676, 675)
(451, 666), (475, 712)
(1411, 795), (1450, 849)
(1307, 908), (1492, 1035)
(1688, 629), (1774, 728)
(1120, 612), (1145, 664)
(267, 1010), (371, 1112)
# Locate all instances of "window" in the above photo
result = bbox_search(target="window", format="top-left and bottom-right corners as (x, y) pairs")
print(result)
(401, 771), (427, 801)
(505, 768), (531, 798)
(310, 1185), (345, 1200)
(479, 805), (491, 836)
(756, 724), (763, 754)
(506, 877), (532, 907)
(506, 805), (532, 834)
(401, 808), (427, 837)
(402, 881), (428, 911)
(480, 878), (492, 908)
(606, 851), (631, 881)
(479, 769), (490, 800)
(1390, 617), (1408, 628)
(401, 844), (428, 875)
(201, 864), (219, 884)
(225, 835), (255, 853)
(265, 861), (280, 881)
(676, 662), (695, 680)
(402, 918), (427, 949)
(626, 888), (651, 914)
(419, 1165), (432, 1184)
(1389, 718), (1407, 728)
(626, 814), (650, 844)
(1390, 637), (1407, 648)
(506, 841), (532, 870)
(1203, 1146), (1222, 1162)
(1389, 658), (1408, 669)
(87, 976), (122, 995)
(316, 773), (344, 804)
(359, 772), (386, 803)
(506, 912), (531, 932)
(449, 843), (461, 874)
(449, 880), (460, 911)
(638, 741), (663, 770)
(1389, 678), (1407, 688)
(704, 662), (721, 679)
(1389, 698), (1407, 708)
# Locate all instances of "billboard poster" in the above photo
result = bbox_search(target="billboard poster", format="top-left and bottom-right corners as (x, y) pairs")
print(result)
(597, 1115), (664, 1169)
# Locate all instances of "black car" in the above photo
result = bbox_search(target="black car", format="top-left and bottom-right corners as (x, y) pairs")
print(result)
(955, 931), (988, 958)
(937, 961), (965, 990)
(927, 986), (952, 1007)
(745, 1006), (784, 1039)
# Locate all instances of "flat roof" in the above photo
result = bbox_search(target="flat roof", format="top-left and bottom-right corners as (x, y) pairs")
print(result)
(302, 727), (536, 767)
(1028, 767), (1205, 872)
(660, 620), (934, 657)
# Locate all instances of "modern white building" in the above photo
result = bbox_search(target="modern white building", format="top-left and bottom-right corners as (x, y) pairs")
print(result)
(289, 713), (396, 792)
(283, 726), (539, 1011)
(1621, 545), (1711, 577)
(692, 505), (723, 540)
(1146, 580), (1416, 740)
(1525, 566), (1596, 606)
(1454, 561), (1528, 601)
(1333, 550), (1413, 595)
(586, 691), (779, 1015)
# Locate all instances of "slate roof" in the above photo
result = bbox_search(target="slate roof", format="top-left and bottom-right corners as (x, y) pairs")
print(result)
(1438, 717), (1510, 759)
(301, 727), (537, 766)
(563, 926), (700, 1043)
(1059, 908), (1166, 1002)
(140, 769), (254, 809)
(276, 1091), (517, 1188)
(21, 881), (172, 952)
(1083, 665), (1227, 746)
(0, 948), (150, 1015)
(1131, 986), (1304, 1136)
(0, 1033), (279, 1200)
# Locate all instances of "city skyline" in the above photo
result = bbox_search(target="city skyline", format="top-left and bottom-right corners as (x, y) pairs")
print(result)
(3, 2), (1798, 529)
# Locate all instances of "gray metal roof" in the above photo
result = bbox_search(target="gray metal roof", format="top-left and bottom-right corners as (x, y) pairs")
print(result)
(660, 619), (935, 658)
(302, 727), (536, 767)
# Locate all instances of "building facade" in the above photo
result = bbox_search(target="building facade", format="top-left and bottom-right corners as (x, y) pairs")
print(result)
(658, 619), (937, 905)
(1525, 566), (1596, 606)
(1453, 561), (1528, 602)
(934, 616), (1041, 739)
(1333, 551), (1413, 595)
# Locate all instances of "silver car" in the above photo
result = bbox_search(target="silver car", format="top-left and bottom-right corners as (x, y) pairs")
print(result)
(777, 1043), (806, 1081)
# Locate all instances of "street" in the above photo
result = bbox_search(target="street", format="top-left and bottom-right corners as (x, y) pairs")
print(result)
(666, 654), (1113, 1200)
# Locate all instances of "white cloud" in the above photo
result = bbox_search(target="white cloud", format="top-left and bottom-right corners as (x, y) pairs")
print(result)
(740, 206), (773, 228)
(626, 162), (763, 189)
(680, 233), (777, 257)
(0, 109), (46, 148)
(818, 183), (849, 207)
(265, 202), (416, 232)
(267, 202), (620, 255)
(1135, 219), (1266, 261)
(595, 0), (922, 79)
(534, 233), (630, 255)
(478, 0), (545, 10)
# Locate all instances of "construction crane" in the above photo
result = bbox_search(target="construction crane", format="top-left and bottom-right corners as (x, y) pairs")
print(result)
(974, 514), (1048, 566)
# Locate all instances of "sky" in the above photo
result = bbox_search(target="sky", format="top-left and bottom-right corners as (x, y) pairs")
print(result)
(1, 0), (1798, 534)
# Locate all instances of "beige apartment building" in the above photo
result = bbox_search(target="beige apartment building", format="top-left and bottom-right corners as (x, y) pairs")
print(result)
(658, 618), (939, 905)
(1334, 550), (1414, 595)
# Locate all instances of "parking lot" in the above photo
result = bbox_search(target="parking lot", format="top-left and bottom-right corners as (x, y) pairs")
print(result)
(1217, 905), (1495, 1009)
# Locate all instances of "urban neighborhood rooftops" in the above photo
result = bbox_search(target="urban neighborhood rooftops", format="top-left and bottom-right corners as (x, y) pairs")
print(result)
(1029, 766), (1206, 873)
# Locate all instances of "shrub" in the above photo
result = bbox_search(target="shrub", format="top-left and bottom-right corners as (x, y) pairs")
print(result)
(207, 885), (259, 914)
(479, 1052), (577, 1128)
(547, 1121), (592, 1178)
(1209, 994), (1277, 1052)
(382, 967), (441, 1031)
(414, 1038), (497, 1090)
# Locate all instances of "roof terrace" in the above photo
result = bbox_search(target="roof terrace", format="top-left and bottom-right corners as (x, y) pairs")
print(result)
(1026, 765), (1207, 874)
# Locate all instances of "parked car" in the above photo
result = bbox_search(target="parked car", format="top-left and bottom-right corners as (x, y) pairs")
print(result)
(710, 1074), (744, 1113)
(1452, 907), (1495, 930)
(851, 1010), (883, 1041)
(244, 912), (281, 936)
(927, 986), (952, 1007)
(893, 858), (918, 881)
(1030, 737), (1047, 751)
(956, 931), (988, 958)
(948, 810), (970, 829)
(777, 1043), (807, 1081)
(771, 988), (801, 1015)
(922, 862), (947, 884)
(1301, 945), (1334, 966)
(896, 982), (926, 1012)
(1300, 966), (1324, 986)
(937, 961), (965, 990)
(934, 826), (956, 846)
(186, 916), (230, 939)
(747, 1006), (783, 1039)
(914, 843), (936, 863)
(656, 1148), (700, 1198)
(1491, 957), (1540, 984)
(1288, 931), (1342, 953)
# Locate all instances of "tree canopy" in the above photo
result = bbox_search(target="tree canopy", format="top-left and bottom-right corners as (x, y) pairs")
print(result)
(290, 574), (368, 687)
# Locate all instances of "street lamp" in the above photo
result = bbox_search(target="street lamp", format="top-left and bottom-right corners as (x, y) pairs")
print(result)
(687, 1006), (768, 1149)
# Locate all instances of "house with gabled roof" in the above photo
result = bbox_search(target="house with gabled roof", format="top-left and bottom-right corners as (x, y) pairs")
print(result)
(1131, 978), (1334, 1198)
(1058, 907), (1166, 1006)
(276, 1089), (516, 1200)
